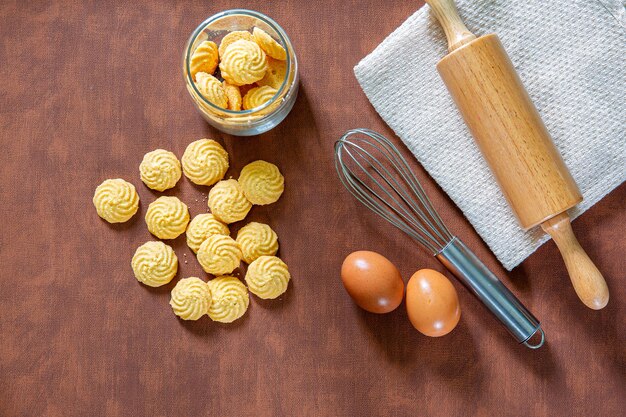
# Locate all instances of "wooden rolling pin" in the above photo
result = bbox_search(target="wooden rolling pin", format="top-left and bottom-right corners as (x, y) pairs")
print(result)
(425, 0), (609, 309)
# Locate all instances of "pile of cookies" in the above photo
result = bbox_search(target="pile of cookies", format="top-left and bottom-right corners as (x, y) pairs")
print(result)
(190, 27), (287, 112)
(93, 139), (290, 323)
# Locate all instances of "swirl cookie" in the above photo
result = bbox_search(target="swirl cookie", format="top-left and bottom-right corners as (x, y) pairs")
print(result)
(252, 27), (287, 61)
(170, 277), (212, 321)
(145, 196), (190, 239)
(236, 222), (278, 263)
(256, 57), (287, 90)
(93, 178), (139, 223)
(223, 81), (242, 111)
(218, 30), (254, 58)
(196, 72), (228, 109)
(239, 83), (256, 97)
(245, 256), (290, 299)
(190, 40), (219, 80)
(186, 213), (229, 253)
(242, 86), (277, 110)
(207, 179), (252, 224)
(131, 241), (178, 287)
(219, 39), (267, 86)
(139, 149), (182, 191)
(197, 234), (242, 275)
(207, 276), (249, 323)
(181, 139), (229, 186)
(238, 160), (284, 205)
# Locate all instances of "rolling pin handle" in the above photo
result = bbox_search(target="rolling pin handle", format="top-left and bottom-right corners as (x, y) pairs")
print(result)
(425, 0), (476, 52)
(541, 213), (609, 310)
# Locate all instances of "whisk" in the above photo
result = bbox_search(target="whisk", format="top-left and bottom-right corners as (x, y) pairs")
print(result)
(335, 128), (544, 349)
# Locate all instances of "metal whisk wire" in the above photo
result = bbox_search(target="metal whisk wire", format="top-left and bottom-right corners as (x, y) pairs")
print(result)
(334, 128), (544, 349)
(334, 128), (453, 254)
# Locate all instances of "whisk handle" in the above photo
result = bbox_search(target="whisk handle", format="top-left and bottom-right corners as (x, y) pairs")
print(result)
(436, 237), (544, 348)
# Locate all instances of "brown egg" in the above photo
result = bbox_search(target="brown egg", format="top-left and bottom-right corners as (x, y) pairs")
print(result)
(406, 269), (461, 337)
(341, 251), (404, 314)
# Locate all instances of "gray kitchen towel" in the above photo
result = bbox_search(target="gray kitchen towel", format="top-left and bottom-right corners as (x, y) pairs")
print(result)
(354, 0), (625, 270)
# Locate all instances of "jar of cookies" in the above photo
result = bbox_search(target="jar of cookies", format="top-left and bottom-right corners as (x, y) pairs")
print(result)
(183, 9), (299, 136)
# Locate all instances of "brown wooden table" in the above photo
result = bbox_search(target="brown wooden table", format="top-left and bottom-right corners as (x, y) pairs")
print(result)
(1, 1), (624, 416)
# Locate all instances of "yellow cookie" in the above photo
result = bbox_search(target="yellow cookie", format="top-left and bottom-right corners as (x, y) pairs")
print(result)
(195, 72), (228, 109)
(131, 241), (178, 287)
(207, 179), (252, 224)
(242, 86), (277, 110)
(252, 27), (287, 61)
(181, 139), (229, 186)
(186, 213), (229, 253)
(170, 277), (212, 321)
(189, 40), (218, 80)
(145, 196), (189, 239)
(197, 234), (242, 275)
(218, 30), (253, 58)
(236, 222), (279, 263)
(238, 160), (284, 205)
(222, 81), (242, 111)
(239, 83), (256, 97)
(256, 57), (287, 90)
(219, 39), (267, 86)
(207, 276), (249, 323)
(93, 178), (139, 223)
(139, 149), (181, 191)
(245, 256), (290, 299)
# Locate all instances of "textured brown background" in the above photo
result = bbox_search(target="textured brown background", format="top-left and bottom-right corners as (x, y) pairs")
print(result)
(1, 1), (624, 416)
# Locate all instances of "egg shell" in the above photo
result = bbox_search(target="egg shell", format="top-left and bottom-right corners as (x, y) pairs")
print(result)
(406, 269), (461, 337)
(340, 251), (404, 314)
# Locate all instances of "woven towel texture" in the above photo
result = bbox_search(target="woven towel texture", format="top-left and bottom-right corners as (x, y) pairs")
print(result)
(354, 0), (626, 270)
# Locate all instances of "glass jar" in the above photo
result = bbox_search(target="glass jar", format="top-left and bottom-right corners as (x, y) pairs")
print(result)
(183, 9), (299, 136)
